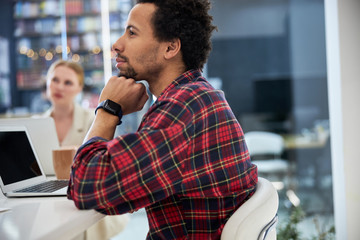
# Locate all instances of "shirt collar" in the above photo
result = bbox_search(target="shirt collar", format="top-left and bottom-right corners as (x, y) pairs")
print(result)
(158, 69), (203, 100)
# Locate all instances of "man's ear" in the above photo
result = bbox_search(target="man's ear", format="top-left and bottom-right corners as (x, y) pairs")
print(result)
(164, 38), (181, 60)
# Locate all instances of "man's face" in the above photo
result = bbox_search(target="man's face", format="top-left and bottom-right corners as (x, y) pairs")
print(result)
(112, 3), (165, 81)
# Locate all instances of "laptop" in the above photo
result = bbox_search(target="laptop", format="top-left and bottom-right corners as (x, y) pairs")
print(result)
(0, 125), (68, 197)
(0, 117), (59, 175)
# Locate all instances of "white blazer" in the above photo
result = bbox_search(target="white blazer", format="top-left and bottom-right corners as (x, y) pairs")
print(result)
(42, 103), (94, 147)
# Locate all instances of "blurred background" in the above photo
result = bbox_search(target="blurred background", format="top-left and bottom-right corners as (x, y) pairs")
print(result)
(0, 0), (334, 239)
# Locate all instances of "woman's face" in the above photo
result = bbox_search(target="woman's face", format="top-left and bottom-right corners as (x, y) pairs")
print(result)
(46, 65), (82, 107)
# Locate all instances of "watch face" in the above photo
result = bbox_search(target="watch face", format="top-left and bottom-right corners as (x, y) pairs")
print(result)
(104, 100), (117, 115)
(104, 99), (122, 117)
(96, 99), (122, 125)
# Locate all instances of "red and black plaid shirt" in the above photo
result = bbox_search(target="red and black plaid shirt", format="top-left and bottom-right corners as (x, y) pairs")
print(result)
(68, 69), (258, 240)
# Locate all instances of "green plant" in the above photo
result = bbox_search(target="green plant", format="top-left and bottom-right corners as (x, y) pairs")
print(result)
(277, 206), (336, 240)
(277, 206), (305, 240)
(310, 216), (336, 240)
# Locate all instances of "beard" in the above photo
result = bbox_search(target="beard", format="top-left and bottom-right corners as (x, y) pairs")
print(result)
(117, 67), (137, 79)
(116, 46), (161, 81)
(116, 55), (138, 79)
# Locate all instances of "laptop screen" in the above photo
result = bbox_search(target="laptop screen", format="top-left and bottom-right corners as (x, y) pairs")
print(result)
(0, 130), (41, 185)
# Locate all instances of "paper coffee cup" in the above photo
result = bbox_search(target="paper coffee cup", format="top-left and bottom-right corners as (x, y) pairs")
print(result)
(52, 146), (77, 180)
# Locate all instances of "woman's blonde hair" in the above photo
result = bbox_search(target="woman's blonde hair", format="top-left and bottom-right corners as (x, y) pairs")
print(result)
(46, 60), (85, 87)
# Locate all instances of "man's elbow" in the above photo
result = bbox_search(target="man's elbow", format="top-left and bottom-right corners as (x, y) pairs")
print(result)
(69, 184), (101, 210)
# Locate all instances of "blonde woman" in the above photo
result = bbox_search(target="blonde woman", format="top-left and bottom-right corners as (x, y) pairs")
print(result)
(43, 60), (94, 146)
(43, 60), (128, 240)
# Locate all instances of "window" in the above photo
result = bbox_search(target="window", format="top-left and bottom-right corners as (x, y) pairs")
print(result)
(208, 0), (333, 238)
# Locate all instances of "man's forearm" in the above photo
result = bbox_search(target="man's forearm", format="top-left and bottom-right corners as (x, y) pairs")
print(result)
(84, 76), (149, 142)
(84, 110), (119, 142)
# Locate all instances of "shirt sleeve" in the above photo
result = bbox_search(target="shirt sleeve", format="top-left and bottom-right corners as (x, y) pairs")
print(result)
(67, 99), (192, 215)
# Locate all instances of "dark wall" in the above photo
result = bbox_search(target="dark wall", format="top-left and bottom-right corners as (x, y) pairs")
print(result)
(207, 36), (291, 119)
(207, 35), (328, 134)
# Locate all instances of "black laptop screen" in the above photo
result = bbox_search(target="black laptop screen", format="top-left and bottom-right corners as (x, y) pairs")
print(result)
(0, 131), (41, 185)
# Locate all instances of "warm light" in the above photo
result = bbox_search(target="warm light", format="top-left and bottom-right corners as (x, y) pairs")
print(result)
(19, 46), (28, 54)
(27, 49), (35, 58)
(45, 52), (54, 61)
(92, 46), (101, 54)
(39, 48), (47, 57)
(72, 54), (80, 62)
(66, 46), (71, 54)
(56, 45), (62, 53)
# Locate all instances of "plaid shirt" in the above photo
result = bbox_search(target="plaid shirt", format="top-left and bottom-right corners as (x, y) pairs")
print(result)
(68, 69), (258, 240)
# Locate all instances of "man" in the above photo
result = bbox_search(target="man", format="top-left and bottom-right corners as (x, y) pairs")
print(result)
(67, 0), (258, 239)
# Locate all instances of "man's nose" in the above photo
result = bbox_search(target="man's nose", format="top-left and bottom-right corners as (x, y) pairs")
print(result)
(112, 35), (125, 53)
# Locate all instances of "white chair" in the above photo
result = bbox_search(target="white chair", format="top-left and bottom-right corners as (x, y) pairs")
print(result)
(221, 177), (279, 240)
(244, 131), (290, 185)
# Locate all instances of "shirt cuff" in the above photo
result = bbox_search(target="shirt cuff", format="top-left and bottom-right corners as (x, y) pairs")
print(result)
(81, 136), (108, 148)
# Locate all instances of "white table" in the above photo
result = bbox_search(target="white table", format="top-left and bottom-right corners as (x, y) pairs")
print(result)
(0, 192), (104, 240)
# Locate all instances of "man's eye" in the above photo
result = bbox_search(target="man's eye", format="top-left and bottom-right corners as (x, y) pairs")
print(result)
(129, 30), (135, 35)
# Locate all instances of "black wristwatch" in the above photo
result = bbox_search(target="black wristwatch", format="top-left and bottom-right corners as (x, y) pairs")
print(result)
(95, 99), (123, 125)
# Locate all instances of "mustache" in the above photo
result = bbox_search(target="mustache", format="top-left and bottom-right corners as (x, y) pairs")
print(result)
(115, 53), (130, 78)
(116, 53), (128, 62)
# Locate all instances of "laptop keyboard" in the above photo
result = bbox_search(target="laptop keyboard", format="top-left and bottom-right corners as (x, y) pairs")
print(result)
(15, 180), (69, 193)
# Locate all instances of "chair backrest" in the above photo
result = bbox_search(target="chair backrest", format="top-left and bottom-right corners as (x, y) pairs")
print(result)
(221, 177), (279, 240)
(244, 131), (284, 157)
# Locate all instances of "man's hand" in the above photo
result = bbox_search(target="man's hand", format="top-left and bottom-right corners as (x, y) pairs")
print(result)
(84, 76), (149, 142)
(99, 76), (149, 115)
